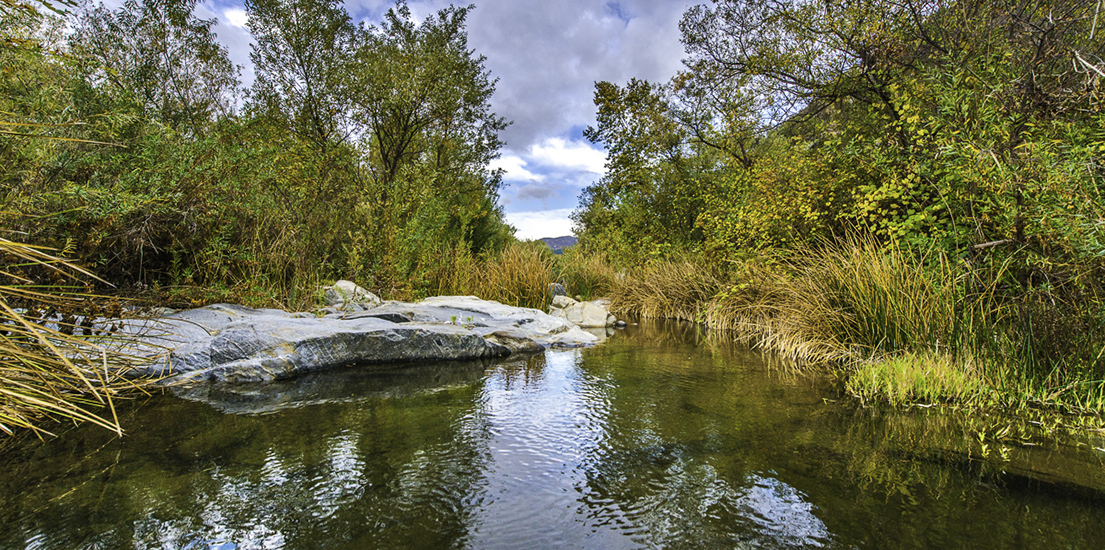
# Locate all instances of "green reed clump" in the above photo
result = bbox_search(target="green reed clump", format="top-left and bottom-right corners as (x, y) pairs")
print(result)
(846, 352), (983, 406)
(0, 238), (152, 438)
(555, 246), (619, 301)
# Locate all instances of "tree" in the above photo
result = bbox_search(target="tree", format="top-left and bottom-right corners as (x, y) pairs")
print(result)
(348, 2), (509, 253)
(246, 0), (356, 155)
(575, 79), (719, 262)
(71, 0), (239, 135)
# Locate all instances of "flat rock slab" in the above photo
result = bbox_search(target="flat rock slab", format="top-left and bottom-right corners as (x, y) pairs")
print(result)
(130, 297), (599, 383)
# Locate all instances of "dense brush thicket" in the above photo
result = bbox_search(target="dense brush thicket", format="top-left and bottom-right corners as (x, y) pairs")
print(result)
(576, 0), (1105, 411)
(2, 0), (514, 309)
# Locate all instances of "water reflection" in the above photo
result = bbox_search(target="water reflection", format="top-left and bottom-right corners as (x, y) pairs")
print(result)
(2, 322), (1105, 549)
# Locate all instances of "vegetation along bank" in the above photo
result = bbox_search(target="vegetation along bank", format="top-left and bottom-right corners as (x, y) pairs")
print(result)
(3, 0), (1105, 437)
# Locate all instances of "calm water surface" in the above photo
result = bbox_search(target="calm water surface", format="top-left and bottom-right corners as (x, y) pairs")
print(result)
(2, 320), (1105, 549)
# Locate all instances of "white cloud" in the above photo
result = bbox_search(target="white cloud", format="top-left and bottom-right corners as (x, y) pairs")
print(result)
(489, 154), (543, 182)
(223, 8), (249, 29)
(505, 209), (576, 240)
(495, 137), (606, 211)
(190, 0), (692, 222)
(528, 138), (606, 175)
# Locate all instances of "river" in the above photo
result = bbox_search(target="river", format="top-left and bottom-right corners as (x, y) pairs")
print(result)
(2, 319), (1104, 549)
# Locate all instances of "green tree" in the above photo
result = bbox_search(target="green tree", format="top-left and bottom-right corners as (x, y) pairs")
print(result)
(575, 79), (720, 263)
(246, 0), (356, 155)
(71, 0), (239, 135)
(350, 2), (509, 254)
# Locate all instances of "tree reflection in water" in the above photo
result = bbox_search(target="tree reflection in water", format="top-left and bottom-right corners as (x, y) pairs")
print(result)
(1, 322), (1104, 549)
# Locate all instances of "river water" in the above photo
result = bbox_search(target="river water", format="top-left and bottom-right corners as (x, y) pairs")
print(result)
(2, 320), (1105, 549)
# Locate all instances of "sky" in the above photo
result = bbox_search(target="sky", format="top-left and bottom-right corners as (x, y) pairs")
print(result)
(189, 0), (698, 239)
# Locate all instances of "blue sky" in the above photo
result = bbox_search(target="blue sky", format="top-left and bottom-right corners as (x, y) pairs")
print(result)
(186, 0), (697, 239)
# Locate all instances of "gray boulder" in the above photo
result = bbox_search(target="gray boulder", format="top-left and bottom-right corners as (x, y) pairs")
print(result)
(548, 296), (618, 328)
(129, 297), (599, 384)
(322, 280), (382, 309)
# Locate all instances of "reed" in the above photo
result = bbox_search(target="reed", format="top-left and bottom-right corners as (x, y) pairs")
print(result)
(846, 351), (983, 406)
(0, 238), (151, 438)
(555, 247), (619, 301)
(430, 240), (556, 310)
(608, 254), (725, 322)
(476, 241), (557, 310)
(597, 239), (1105, 413)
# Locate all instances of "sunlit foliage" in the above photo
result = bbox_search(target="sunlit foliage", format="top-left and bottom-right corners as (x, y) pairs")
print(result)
(2, 0), (514, 308)
(578, 0), (1105, 411)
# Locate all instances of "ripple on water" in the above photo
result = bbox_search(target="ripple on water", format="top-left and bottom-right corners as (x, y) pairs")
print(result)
(6, 323), (1105, 550)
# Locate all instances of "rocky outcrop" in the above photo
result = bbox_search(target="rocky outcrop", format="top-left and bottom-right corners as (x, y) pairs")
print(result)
(547, 295), (619, 328)
(127, 296), (599, 384)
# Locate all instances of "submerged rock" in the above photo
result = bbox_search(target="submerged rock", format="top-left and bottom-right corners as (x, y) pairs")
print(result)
(129, 297), (599, 383)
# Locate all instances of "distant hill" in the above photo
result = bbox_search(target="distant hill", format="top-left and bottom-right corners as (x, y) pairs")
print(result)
(539, 236), (577, 254)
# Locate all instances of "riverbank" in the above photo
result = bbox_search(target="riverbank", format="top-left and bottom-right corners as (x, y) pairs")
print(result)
(5, 236), (1102, 439)
(597, 242), (1105, 423)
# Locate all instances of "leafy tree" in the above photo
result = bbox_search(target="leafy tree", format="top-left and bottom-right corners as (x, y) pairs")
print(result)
(246, 0), (356, 155)
(575, 79), (720, 263)
(71, 0), (239, 135)
(349, 2), (509, 253)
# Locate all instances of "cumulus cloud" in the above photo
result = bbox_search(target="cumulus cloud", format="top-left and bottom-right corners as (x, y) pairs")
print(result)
(489, 154), (543, 182)
(222, 7), (248, 28)
(504, 208), (577, 240)
(529, 137), (606, 175)
(492, 137), (605, 212)
(400, 0), (695, 151)
(512, 183), (560, 202)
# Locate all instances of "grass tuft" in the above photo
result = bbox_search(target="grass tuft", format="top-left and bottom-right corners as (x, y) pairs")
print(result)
(846, 352), (983, 406)
(0, 238), (152, 438)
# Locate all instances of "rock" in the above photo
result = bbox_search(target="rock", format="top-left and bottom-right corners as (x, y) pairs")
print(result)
(577, 301), (610, 327)
(548, 296), (618, 328)
(483, 329), (546, 354)
(549, 282), (567, 298)
(323, 280), (382, 309)
(128, 297), (600, 383)
(170, 318), (493, 383)
(551, 294), (576, 309)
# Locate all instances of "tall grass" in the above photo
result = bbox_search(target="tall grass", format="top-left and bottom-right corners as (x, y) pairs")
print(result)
(602, 238), (1105, 413)
(419, 240), (626, 310)
(557, 247), (619, 300)
(429, 240), (557, 310)
(609, 254), (725, 322)
(0, 238), (151, 438)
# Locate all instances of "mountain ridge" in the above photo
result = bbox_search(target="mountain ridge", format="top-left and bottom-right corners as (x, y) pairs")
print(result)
(539, 235), (577, 254)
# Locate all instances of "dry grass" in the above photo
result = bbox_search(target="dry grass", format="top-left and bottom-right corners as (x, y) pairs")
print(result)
(557, 247), (619, 300)
(608, 256), (725, 322)
(0, 238), (152, 438)
(430, 240), (556, 310)
(607, 240), (969, 366)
